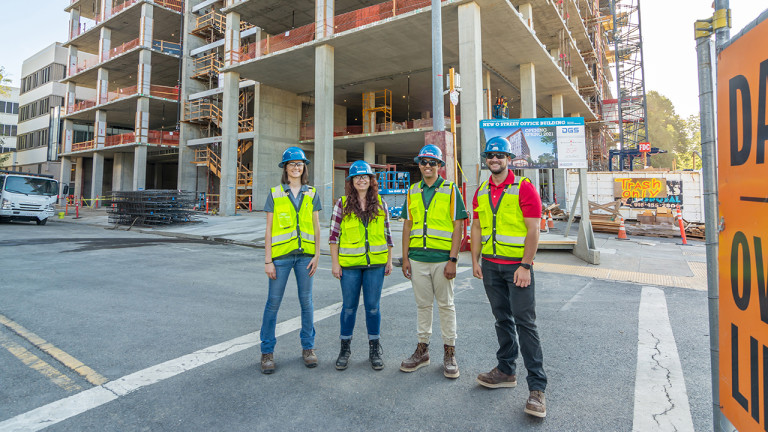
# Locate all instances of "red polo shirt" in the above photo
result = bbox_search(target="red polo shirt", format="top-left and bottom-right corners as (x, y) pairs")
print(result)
(472, 170), (542, 264)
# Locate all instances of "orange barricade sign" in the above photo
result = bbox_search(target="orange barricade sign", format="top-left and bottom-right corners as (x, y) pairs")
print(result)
(717, 16), (768, 431)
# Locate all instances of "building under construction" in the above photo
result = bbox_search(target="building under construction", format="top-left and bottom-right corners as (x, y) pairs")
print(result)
(62, 0), (625, 214)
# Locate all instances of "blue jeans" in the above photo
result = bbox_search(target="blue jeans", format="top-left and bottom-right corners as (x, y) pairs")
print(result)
(481, 260), (547, 391)
(339, 266), (385, 340)
(260, 255), (315, 353)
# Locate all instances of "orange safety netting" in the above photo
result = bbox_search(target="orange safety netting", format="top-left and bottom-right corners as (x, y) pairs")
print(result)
(105, 132), (136, 147)
(149, 85), (179, 99)
(335, 0), (441, 33)
(69, 100), (96, 114)
(107, 38), (140, 60)
(154, 0), (182, 12)
(108, 85), (138, 102)
(72, 140), (95, 151)
(147, 130), (179, 145)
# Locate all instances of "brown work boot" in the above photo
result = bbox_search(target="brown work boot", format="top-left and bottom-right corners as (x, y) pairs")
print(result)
(476, 367), (517, 388)
(261, 353), (275, 374)
(302, 349), (318, 368)
(524, 390), (547, 418)
(443, 345), (459, 379)
(400, 342), (430, 372)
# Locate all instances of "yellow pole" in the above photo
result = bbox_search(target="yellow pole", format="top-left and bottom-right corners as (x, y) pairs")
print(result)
(449, 68), (458, 183)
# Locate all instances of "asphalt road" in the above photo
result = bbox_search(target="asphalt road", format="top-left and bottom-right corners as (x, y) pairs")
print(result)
(0, 221), (713, 431)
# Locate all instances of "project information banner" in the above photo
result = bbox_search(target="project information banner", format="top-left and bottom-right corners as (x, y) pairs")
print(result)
(479, 118), (587, 169)
(716, 14), (768, 432)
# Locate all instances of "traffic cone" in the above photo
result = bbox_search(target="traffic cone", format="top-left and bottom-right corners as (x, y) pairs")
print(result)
(617, 217), (628, 240)
(547, 211), (555, 229)
(540, 213), (548, 232)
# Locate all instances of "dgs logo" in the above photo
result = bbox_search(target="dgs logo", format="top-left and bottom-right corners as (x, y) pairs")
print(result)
(560, 127), (581, 134)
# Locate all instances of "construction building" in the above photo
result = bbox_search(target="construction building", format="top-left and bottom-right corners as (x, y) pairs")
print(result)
(60, 0), (183, 203)
(0, 87), (19, 169)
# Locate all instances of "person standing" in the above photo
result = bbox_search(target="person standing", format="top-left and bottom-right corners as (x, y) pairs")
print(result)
(400, 145), (467, 379)
(261, 147), (321, 374)
(329, 161), (394, 371)
(470, 136), (547, 418)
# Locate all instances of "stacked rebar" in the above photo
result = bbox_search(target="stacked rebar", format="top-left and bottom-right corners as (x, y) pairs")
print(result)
(107, 190), (199, 226)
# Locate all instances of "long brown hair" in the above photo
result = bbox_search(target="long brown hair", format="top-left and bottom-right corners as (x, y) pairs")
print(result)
(280, 163), (309, 185)
(343, 175), (383, 223)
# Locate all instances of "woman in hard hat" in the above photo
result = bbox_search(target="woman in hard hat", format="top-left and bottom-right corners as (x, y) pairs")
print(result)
(328, 160), (394, 371)
(260, 146), (322, 374)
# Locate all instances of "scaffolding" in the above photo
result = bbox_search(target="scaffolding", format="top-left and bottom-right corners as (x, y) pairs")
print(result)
(362, 89), (393, 133)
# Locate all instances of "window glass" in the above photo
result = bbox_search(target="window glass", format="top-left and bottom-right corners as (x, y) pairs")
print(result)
(4, 176), (58, 196)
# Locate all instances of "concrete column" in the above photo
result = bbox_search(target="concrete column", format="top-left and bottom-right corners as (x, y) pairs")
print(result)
(458, 1), (483, 197)
(97, 68), (109, 105)
(154, 163), (163, 188)
(316, 0), (334, 39)
(65, 82), (77, 114)
(377, 154), (387, 165)
(224, 12), (241, 67)
(99, 27), (112, 63)
(220, 71), (240, 216)
(363, 141), (375, 164)
(571, 76), (578, 88)
(570, 112), (581, 118)
(137, 50), (151, 95)
(135, 97), (149, 143)
(69, 9), (81, 40)
(91, 153), (104, 206)
(483, 70), (491, 119)
(133, 146), (147, 190)
(101, 0), (113, 22)
(112, 153), (124, 191)
(362, 91), (375, 133)
(519, 3), (533, 30)
(67, 46), (78, 78)
(520, 62), (539, 190)
(59, 157), (72, 203)
(139, 3), (154, 48)
(95, 110), (107, 148)
(314, 44), (335, 218)
(74, 157), (83, 202)
(551, 94), (564, 117)
(333, 148), (347, 200)
(63, 119), (74, 153)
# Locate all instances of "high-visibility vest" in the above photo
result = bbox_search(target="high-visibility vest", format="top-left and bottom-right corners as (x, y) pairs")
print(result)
(475, 177), (531, 261)
(408, 179), (455, 252)
(338, 196), (388, 267)
(270, 185), (316, 260)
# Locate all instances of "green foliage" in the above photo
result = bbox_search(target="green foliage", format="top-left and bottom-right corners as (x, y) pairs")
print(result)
(645, 91), (701, 170)
(0, 66), (10, 96)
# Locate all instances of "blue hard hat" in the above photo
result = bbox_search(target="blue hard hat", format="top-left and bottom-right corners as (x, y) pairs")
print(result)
(414, 144), (445, 166)
(346, 160), (374, 180)
(481, 136), (514, 158)
(279, 146), (310, 167)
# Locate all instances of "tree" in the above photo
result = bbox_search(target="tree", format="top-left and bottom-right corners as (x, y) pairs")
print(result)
(645, 91), (701, 170)
(0, 66), (10, 96)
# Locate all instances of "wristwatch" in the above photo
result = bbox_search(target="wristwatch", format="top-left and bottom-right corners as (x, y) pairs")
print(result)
(449, 257), (458, 263)
(520, 263), (532, 270)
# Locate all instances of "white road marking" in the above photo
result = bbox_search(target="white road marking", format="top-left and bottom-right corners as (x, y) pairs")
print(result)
(0, 269), (468, 431)
(559, 280), (593, 312)
(632, 286), (694, 432)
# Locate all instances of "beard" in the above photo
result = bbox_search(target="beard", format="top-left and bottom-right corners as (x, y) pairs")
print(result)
(489, 163), (507, 174)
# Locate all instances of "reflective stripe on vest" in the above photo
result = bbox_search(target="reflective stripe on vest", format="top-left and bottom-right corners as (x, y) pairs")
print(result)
(475, 177), (530, 260)
(338, 196), (388, 267)
(407, 180), (455, 252)
(270, 185), (316, 259)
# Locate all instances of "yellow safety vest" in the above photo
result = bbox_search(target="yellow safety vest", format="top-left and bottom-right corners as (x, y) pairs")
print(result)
(408, 179), (455, 252)
(338, 196), (388, 268)
(475, 177), (530, 261)
(270, 185), (316, 260)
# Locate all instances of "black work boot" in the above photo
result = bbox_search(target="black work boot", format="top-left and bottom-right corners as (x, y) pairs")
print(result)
(335, 339), (352, 370)
(369, 339), (384, 370)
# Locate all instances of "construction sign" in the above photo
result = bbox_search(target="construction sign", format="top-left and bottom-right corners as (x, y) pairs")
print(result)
(479, 118), (587, 169)
(717, 15), (768, 432)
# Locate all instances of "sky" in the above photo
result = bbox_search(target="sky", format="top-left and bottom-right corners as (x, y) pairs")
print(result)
(1, 1), (766, 119)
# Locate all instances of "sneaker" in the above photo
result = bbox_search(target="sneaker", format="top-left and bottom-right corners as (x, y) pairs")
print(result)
(476, 367), (517, 388)
(302, 349), (318, 368)
(336, 339), (352, 371)
(443, 345), (459, 379)
(261, 353), (275, 374)
(400, 342), (430, 372)
(369, 339), (384, 370)
(524, 390), (547, 418)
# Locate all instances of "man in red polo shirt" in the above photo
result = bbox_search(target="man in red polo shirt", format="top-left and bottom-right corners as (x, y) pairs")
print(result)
(470, 136), (547, 418)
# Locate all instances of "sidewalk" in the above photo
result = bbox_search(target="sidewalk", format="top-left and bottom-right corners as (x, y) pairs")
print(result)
(51, 207), (707, 291)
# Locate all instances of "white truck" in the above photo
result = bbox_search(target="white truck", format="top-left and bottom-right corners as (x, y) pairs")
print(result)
(0, 170), (67, 225)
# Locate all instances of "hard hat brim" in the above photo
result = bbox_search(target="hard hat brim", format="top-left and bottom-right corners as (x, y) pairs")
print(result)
(278, 158), (311, 168)
(414, 156), (446, 166)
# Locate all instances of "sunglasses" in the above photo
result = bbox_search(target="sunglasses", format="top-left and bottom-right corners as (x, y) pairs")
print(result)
(485, 153), (508, 160)
(286, 162), (305, 168)
(419, 160), (439, 167)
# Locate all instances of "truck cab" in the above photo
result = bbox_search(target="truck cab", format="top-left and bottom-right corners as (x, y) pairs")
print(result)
(0, 170), (65, 225)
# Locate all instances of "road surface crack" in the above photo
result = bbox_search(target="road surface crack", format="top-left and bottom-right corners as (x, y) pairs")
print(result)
(647, 328), (677, 431)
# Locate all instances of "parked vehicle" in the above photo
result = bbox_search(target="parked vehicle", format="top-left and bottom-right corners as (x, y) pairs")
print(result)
(0, 170), (67, 225)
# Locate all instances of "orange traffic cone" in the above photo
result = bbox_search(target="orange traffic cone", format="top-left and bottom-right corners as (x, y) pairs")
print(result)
(540, 213), (548, 232)
(547, 211), (555, 229)
(617, 217), (628, 240)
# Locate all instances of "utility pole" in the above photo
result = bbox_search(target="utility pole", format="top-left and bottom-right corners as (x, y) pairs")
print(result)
(431, 0), (444, 131)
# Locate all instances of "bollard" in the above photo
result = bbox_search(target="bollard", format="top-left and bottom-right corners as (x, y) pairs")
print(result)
(249, 196), (252, 212)
(95, 195), (99, 208)
(205, 197), (209, 214)
(676, 205), (688, 245)
(65, 202), (69, 216)
(75, 202), (80, 219)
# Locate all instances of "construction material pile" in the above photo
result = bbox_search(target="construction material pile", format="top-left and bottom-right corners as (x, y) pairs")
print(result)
(107, 190), (199, 226)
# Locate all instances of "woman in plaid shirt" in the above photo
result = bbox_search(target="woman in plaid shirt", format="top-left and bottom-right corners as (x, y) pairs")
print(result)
(329, 161), (394, 371)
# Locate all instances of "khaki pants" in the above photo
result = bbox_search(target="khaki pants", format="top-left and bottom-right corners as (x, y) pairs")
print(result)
(410, 260), (457, 346)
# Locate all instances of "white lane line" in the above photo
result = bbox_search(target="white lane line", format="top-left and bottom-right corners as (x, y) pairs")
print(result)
(0, 269), (467, 431)
(559, 280), (593, 312)
(632, 286), (694, 432)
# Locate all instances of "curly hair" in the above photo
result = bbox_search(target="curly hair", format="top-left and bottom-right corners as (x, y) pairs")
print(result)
(343, 175), (383, 223)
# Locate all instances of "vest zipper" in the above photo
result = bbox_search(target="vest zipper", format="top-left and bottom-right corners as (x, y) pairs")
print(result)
(364, 219), (371, 267)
